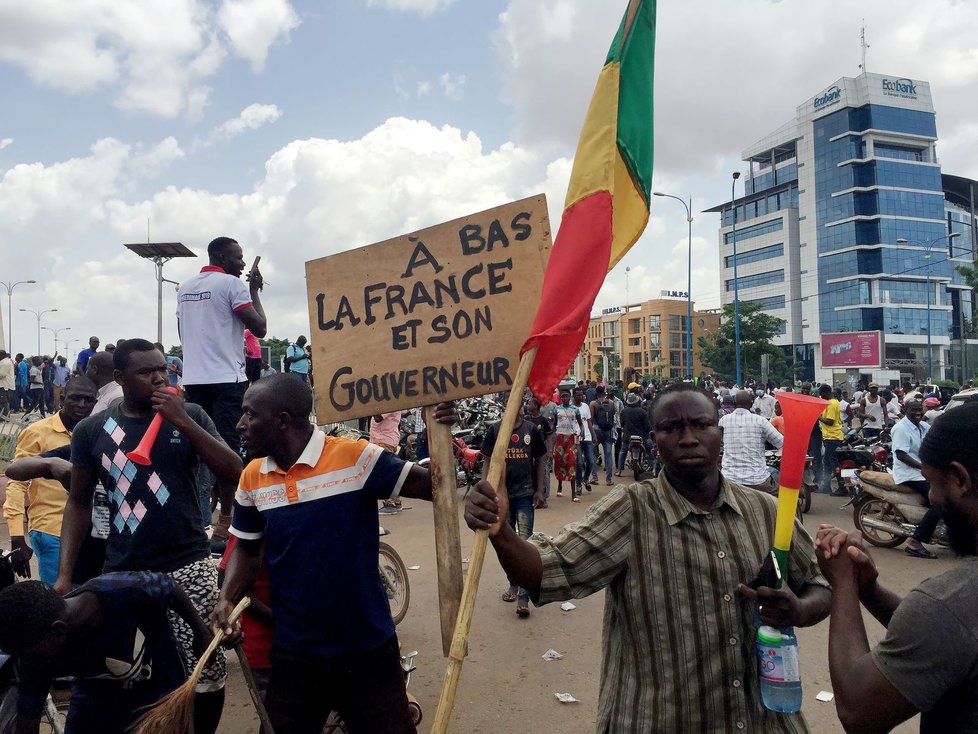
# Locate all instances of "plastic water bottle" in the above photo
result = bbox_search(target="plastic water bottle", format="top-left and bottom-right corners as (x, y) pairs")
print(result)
(756, 625), (802, 712)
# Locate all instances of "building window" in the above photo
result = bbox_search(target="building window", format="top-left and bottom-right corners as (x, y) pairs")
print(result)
(744, 295), (786, 310)
(669, 332), (682, 348)
(725, 269), (785, 291)
(724, 243), (784, 269)
(874, 142), (926, 162)
(723, 218), (783, 244)
(648, 314), (660, 331)
(649, 332), (661, 348)
(602, 321), (618, 338)
(668, 314), (685, 331)
(669, 351), (682, 366)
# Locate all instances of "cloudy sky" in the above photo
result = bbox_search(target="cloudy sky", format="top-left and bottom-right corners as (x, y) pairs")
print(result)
(2, 0), (977, 358)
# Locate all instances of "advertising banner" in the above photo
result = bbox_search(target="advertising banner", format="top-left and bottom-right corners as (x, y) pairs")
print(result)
(820, 331), (883, 368)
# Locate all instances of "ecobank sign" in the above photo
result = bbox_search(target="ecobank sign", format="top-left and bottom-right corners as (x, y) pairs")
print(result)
(881, 77), (918, 100)
(813, 86), (841, 111)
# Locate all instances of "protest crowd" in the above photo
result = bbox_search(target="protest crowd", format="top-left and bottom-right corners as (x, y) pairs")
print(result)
(0, 234), (974, 734)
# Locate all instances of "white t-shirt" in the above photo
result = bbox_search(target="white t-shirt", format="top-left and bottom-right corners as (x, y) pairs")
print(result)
(575, 402), (593, 441)
(176, 267), (252, 385)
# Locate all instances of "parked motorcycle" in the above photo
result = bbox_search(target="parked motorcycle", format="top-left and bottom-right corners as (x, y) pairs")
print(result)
(847, 470), (948, 549)
(417, 433), (483, 495)
(836, 427), (891, 492)
(378, 526), (410, 625)
(765, 450), (817, 514)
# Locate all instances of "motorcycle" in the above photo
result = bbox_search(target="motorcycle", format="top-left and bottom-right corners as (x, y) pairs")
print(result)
(322, 649), (422, 732)
(847, 470), (949, 549)
(836, 427), (891, 493)
(417, 434), (483, 495)
(765, 450), (817, 514)
(378, 526), (410, 626)
(627, 434), (655, 481)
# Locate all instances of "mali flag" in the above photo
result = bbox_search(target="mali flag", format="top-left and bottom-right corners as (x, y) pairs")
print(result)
(522, 0), (655, 400)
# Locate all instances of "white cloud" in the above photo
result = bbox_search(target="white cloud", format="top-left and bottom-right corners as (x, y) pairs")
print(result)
(439, 72), (467, 100)
(0, 119), (550, 352)
(416, 81), (433, 98)
(366, 0), (456, 15)
(202, 103), (283, 146)
(0, 139), (11, 150)
(0, 0), (298, 119)
(217, 0), (300, 72)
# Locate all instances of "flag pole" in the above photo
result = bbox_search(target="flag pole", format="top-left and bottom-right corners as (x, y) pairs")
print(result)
(430, 345), (538, 733)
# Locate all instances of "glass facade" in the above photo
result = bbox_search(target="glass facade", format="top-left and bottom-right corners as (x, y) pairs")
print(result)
(725, 243), (784, 269)
(745, 295), (787, 310)
(725, 269), (784, 291)
(813, 103), (953, 337)
(724, 218), (784, 243)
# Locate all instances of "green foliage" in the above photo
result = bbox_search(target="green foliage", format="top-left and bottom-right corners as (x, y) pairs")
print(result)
(934, 379), (960, 389)
(592, 353), (621, 382)
(261, 337), (291, 363)
(697, 301), (788, 384)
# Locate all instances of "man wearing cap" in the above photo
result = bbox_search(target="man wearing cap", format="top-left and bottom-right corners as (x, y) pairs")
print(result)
(922, 397), (942, 423)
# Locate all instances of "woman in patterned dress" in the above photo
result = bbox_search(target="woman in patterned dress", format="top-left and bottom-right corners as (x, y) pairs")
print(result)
(552, 391), (585, 501)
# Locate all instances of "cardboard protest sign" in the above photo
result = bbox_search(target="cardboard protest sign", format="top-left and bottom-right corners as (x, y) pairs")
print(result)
(305, 194), (552, 423)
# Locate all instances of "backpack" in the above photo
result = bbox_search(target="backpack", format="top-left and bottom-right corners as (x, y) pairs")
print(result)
(595, 399), (615, 431)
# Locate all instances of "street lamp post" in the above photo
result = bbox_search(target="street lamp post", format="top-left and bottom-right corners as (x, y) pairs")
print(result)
(0, 279), (37, 354)
(19, 308), (58, 356)
(730, 172), (742, 386)
(42, 326), (71, 355)
(896, 232), (960, 381)
(653, 191), (695, 378)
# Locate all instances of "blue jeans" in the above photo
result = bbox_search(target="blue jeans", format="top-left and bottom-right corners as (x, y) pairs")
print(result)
(576, 440), (596, 487)
(821, 439), (843, 493)
(507, 495), (536, 602)
(618, 438), (654, 473)
(28, 529), (61, 584)
(593, 428), (615, 481)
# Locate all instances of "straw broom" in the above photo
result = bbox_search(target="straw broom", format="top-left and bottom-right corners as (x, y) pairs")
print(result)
(131, 597), (251, 734)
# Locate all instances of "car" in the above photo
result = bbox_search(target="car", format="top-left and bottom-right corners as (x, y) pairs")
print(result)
(941, 387), (978, 414)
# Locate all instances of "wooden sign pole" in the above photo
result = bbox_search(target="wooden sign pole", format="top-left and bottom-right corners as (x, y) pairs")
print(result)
(425, 406), (464, 657)
(430, 346), (537, 734)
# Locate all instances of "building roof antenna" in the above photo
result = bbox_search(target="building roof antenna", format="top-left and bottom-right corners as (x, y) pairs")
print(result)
(859, 20), (870, 73)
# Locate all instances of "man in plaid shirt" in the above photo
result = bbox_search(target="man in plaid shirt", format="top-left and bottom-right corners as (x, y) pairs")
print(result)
(719, 390), (784, 492)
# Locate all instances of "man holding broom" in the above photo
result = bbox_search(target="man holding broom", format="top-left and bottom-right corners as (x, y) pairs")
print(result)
(465, 383), (832, 732)
(53, 339), (243, 734)
(215, 373), (456, 734)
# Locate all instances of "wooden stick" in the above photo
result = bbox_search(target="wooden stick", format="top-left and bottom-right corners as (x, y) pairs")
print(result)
(425, 407), (464, 657)
(234, 645), (275, 734)
(430, 346), (537, 733)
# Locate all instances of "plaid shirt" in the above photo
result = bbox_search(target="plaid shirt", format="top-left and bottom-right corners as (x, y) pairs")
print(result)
(533, 474), (826, 733)
(719, 408), (784, 485)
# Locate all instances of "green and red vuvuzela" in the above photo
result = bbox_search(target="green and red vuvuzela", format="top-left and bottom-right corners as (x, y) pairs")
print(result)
(521, 0), (656, 400)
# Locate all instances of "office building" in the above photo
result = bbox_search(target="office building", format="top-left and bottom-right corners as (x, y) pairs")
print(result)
(575, 294), (721, 382)
(709, 71), (978, 385)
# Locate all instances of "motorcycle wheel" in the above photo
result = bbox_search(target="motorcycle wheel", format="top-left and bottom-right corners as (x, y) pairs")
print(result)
(801, 484), (813, 514)
(379, 541), (411, 626)
(853, 496), (905, 548)
(632, 454), (642, 482)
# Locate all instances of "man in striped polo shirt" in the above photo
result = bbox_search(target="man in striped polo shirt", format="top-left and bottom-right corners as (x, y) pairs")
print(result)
(465, 383), (832, 733)
(215, 374), (456, 733)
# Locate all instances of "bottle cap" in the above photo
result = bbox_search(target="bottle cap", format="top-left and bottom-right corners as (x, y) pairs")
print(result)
(757, 625), (781, 645)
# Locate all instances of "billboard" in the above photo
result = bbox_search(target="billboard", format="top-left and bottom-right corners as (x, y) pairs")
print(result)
(820, 331), (883, 369)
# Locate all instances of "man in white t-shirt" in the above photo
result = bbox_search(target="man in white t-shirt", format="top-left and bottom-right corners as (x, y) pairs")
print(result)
(176, 236), (266, 534)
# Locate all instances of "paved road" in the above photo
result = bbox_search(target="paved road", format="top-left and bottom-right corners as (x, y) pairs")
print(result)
(218, 477), (953, 733)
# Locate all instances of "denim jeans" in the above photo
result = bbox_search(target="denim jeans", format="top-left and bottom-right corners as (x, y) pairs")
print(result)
(617, 438), (654, 472)
(507, 494), (536, 602)
(821, 439), (843, 492)
(576, 440), (596, 488)
(593, 428), (615, 481)
(28, 529), (61, 584)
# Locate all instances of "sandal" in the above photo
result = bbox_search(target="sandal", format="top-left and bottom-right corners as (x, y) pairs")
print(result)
(572, 497), (581, 503)
(516, 603), (530, 618)
(615, 470), (623, 477)
(555, 490), (563, 497)
(606, 480), (614, 486)
(501, 589), (518, 602)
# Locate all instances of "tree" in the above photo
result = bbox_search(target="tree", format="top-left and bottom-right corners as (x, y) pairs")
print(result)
(592, 354), (621, 382)
(697, 301), (787, 384)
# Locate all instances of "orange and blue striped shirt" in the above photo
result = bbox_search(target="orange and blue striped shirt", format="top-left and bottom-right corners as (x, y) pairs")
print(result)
(230, 429), (410, 655)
